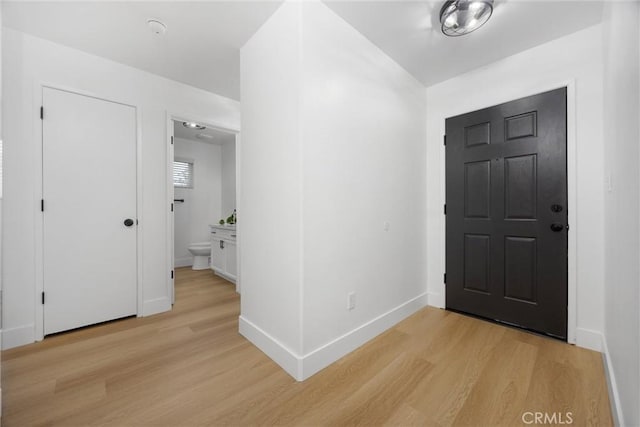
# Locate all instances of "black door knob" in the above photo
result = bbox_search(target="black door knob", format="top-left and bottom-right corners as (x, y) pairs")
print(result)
(124, 218), (134, 227)
(550, 223), (564, 232)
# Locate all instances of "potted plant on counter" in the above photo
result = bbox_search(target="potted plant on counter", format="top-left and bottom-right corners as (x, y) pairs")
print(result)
(219, 209), (236, 226)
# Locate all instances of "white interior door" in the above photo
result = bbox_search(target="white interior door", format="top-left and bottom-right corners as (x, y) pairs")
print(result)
(42, 87), (137, 335)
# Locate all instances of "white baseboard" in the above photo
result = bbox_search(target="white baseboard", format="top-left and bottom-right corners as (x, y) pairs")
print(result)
(174, 257), (192, 268)
(601, 335), (624, 426)
(301, 292), (428, 380)
(214, 271), (236, 284)
(575, 327), (602, 352)
(2, 301), (172, 349)
(239, 316), (302, 380)
(240, 293), (428, 382)
(142, 297), (172, 317)
(427, 291), (445, 309)
(1, 324), (35, 350)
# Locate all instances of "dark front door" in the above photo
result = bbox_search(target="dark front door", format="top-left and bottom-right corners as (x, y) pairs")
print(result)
(445, 88), (568, 339)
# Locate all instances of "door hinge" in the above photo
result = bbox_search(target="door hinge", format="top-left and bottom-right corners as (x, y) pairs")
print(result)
(40, 106), (44, 120)
(41, 199), (44, 212)
(444, 273), (447, 284)
(171, 136), (174, 145)
(171, 270), (174, 279)
(171, 203), (174, 212)
(444, 204), (447, 215)
(41, 292), (45, 305)
(443, 135), (447, 146)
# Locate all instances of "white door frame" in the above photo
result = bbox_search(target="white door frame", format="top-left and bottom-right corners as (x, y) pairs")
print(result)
(33, 82), (143, 341)
(440, 80), (577, 344)
(166, 112), (241, 297)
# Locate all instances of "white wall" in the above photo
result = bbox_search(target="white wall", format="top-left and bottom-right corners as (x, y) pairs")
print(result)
(300, 2), (427, 356)
(173, 137), (222, 267)
(426, 25), (605, 350)
(240, 1), (427, 380)
(602, 2), (640, 425)
(221, 141), (236, 217)
(240, 1), (303, 361)
(0, 1), (3, 417)
(2, 28), (240, 349)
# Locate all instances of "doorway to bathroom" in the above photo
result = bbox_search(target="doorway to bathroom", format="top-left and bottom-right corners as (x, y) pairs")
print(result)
(168, 117), (239, 304)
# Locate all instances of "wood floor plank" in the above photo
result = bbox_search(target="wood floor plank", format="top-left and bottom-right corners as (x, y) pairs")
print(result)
(2, 268), (613, 426)
(452, 336), (538, 426)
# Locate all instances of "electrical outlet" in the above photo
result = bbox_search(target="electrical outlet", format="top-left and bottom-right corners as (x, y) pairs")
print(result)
(383, 221), (390, 232)
(347, 292), (356, 311)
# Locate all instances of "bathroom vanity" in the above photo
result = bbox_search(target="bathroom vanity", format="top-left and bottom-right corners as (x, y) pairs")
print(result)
(209, 224), (237, 283)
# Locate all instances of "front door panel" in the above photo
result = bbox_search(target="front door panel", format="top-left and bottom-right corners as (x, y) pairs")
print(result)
(446, 88), (568, 339)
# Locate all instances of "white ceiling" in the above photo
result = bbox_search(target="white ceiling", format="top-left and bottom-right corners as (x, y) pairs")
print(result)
(2, 1), (283, 101)
(324, 0), (604, 87)
(3, 1), (604, 100)
(173, 120), (236, 145)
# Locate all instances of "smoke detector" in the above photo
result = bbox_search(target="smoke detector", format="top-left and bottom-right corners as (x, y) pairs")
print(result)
(147, 19), (167, 36)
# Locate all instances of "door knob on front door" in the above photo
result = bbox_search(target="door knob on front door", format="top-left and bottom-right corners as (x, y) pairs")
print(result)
(550, 223), (564, 232)
(124, 218), (134, 227)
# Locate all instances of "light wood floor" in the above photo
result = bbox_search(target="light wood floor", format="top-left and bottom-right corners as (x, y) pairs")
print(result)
(3, 268), (612, 426)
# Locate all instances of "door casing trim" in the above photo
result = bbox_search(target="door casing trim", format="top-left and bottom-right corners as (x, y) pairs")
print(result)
(33, 81), (143, 341)
(440, 80), (577, 344)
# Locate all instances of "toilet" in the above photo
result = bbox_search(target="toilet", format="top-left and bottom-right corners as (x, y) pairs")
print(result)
(188, 242), (211, 270)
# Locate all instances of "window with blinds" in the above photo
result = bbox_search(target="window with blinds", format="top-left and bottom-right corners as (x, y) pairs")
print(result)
(173, 160), (193, 188)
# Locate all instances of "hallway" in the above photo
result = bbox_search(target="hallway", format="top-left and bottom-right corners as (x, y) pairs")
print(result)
(2, 268), (612, 426)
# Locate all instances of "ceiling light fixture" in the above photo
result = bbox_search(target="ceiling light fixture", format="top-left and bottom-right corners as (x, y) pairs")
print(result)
(440, 0), (494, 37)
(183, 122), (206, 130)
(196, 133), (215, 140)
(147, 19), (167, 36)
